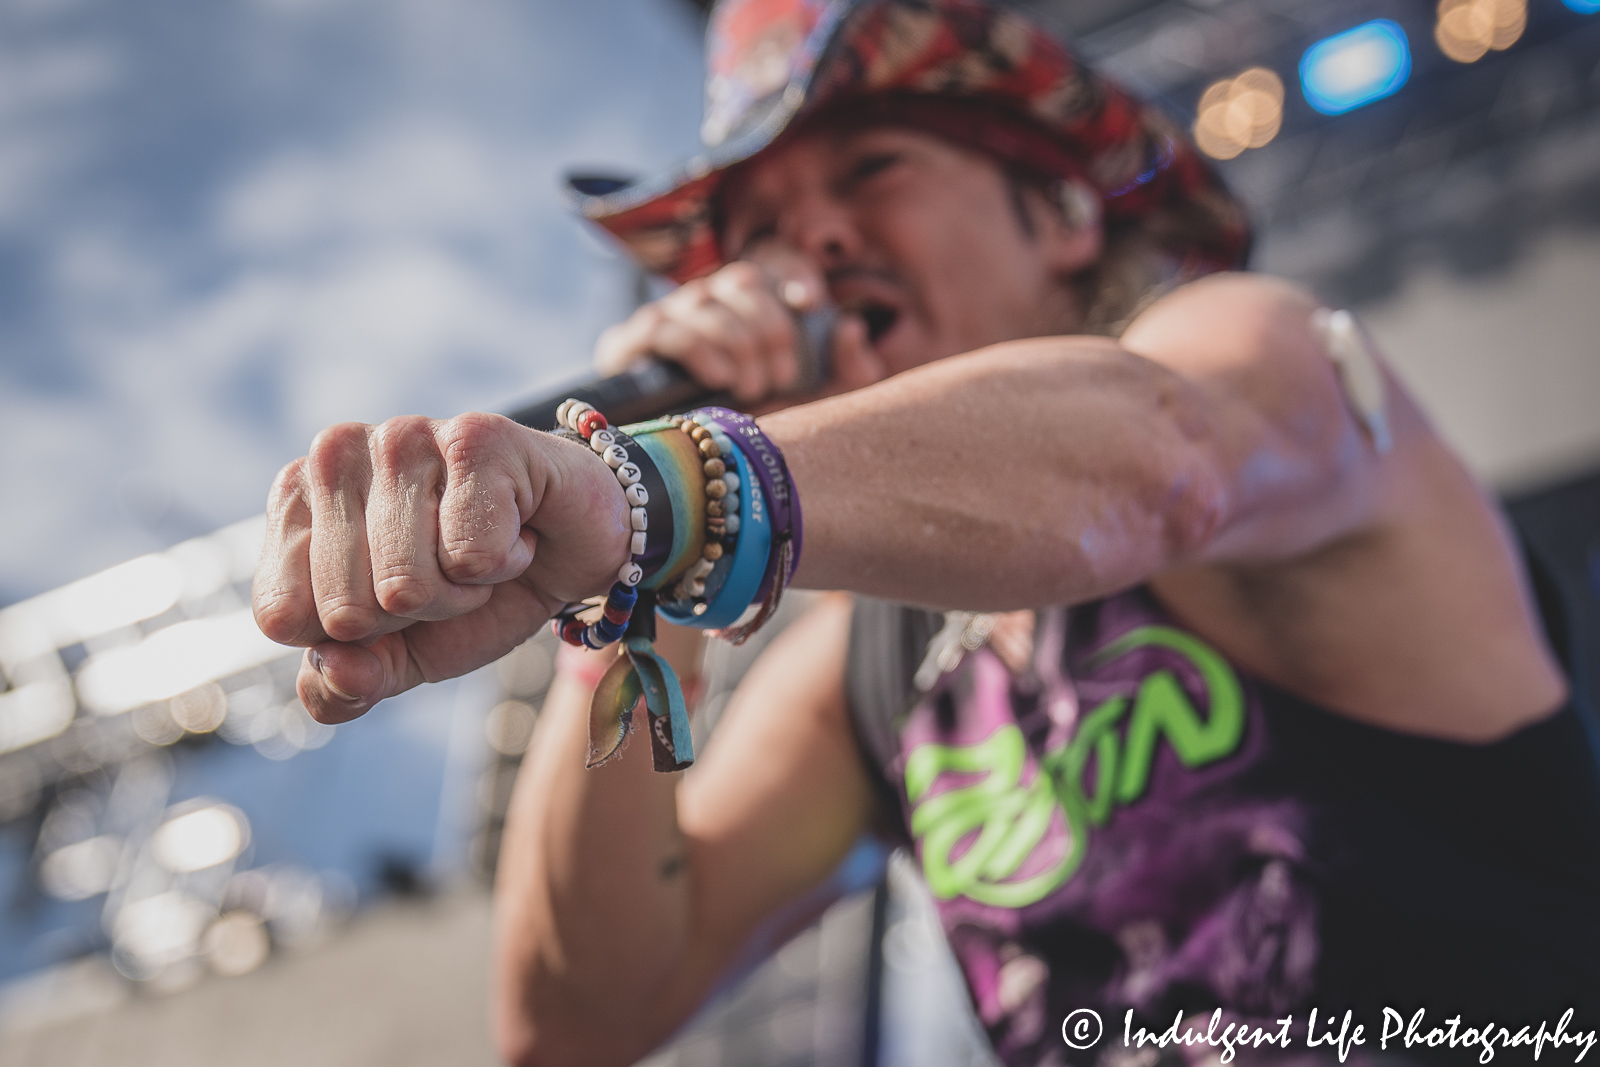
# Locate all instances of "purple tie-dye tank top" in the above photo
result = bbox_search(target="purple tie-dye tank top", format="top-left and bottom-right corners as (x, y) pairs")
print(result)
(846, 588), (1600, 1067)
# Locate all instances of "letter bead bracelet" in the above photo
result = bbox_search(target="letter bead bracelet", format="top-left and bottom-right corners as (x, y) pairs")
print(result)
(551, 399), (649, 651)
(545, 398), (803, 773)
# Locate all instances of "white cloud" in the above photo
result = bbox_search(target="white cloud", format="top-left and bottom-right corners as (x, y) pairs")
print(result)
(0, 43), (119, 118)
(0, 0), (705, 603)
(216, 122), (546, 252)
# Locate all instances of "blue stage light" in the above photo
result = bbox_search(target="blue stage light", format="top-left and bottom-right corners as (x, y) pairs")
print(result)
(1561, 0), (1600, 13)
(1300, 20), (1413, 115)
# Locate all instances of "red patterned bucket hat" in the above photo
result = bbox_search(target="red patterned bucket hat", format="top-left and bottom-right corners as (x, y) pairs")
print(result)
(569, 0), (1251, 284)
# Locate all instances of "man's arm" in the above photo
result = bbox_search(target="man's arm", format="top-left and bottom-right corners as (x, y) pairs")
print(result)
(771, 272), (1563, 737)
(493, 596), (873, 1067)
(259, 273), (1561, 738)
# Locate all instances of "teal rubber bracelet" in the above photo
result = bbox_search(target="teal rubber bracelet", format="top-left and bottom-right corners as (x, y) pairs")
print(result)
(657, 418), (772, 629)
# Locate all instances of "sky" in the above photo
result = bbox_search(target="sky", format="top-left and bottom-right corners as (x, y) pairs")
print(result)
(0, 0), (711, 986)
(0, 0), (708, 607)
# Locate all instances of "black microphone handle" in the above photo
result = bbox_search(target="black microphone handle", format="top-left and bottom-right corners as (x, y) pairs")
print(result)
(505, 306), (835, 431)
(506, 359), (734, 431)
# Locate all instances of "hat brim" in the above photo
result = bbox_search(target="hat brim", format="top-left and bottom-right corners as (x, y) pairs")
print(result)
(568, 0), (1251, 284)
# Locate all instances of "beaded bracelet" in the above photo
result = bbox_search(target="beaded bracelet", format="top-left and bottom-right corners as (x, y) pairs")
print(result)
(549, 403), (697, 773)
(658, 415), (772, 630)
(683, 407), (803, 643)
(550, 399), (649, 651)
(664, 415), (739, 607)
(545, 397), (802, 773)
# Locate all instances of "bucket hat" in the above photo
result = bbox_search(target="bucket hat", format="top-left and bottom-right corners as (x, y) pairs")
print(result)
(569, 0), (1251, 284)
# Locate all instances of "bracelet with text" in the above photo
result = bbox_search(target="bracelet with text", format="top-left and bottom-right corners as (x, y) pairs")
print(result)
(548, 402), (693, 772)
(684, 407), (803, 643)
(546, 400), (803, 773)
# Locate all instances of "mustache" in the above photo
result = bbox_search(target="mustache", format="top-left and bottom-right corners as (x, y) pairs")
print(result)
(824, 264), (902, 289)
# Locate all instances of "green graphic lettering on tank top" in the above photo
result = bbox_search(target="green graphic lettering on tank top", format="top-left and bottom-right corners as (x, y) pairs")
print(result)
(906, 625), (1246, 907)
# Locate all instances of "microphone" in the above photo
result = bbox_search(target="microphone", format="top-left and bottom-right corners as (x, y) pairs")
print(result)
(506, 307), (836, 430)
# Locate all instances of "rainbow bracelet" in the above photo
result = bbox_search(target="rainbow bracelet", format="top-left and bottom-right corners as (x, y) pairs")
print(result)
(548, 397), (803, 772)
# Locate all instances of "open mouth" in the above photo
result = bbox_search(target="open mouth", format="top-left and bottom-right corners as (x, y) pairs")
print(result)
(858, 303), (900, 346)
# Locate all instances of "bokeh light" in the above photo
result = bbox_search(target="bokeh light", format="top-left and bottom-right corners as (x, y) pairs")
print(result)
(1436, 0), (1528, 62)
(132, 701), (185, 746)
(1561, 0), (1600, 13)
(486, 700), (538, 756)
(1300, 20), (1412, 115)
(111, 890), (214, 979)
(1194, 67), (1286, 160)
(253, 701), (336, 760)
(150, 804), (249, 873)
(171, 683), (228, 734)
(203, 911), (271, 978)
(38, 835), (121, 901)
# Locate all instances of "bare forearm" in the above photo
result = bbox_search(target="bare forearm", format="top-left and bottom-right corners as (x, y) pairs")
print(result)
(770, 336), (1235, 609)
(492, 603), (875, 1065)
(494, 667), (694, 1065)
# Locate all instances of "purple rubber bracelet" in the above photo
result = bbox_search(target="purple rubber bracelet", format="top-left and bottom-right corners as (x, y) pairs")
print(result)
(687, 407), (802, 599)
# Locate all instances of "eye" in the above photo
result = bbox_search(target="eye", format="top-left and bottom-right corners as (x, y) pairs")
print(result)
(843, 151), (901, 187)
(734, 221), (778, 258)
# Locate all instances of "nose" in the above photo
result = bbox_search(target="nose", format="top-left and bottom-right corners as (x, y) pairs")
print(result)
(778, 189), (861, 268)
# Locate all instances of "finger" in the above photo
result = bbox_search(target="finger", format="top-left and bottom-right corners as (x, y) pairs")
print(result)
(598, 291), (742, 390)
(827, 313), (887, 391)
(433, 412), (541, 586)
(305, 422), (386, 644)
(298, 644), (380, 724)
(660, 295), (767, 400)
(367, 416), (499, 622)
(254, 458), (328, 647)
(708, 263), (798, 391)
(594, 306), (664, 377)
(650, 317), (740, 390)
(298, 579), (558, 724)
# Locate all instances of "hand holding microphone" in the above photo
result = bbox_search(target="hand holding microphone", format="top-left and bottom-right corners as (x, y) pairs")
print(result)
(509, 249), (884, 430)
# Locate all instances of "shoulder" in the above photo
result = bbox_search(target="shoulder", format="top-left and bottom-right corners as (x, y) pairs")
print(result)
(1120, 272), (1329, 382)
(1137, 271), (1318, 329)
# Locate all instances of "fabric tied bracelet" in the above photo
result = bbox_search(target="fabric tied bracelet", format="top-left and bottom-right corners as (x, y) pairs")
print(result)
(548, 398), (803, 773)
(547, 402), (694, 772)
(588, 610), (693, 773)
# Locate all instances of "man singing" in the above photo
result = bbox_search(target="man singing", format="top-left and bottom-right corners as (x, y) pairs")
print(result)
(252, 1), (1600, 1063)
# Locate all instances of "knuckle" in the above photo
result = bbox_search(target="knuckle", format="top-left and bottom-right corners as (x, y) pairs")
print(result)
(374, 572), (436, 617)
(439, 540), (505, 584)
(719, 261), (763, 290)
(306, 422), (372, 487)
(266, 458), (310, 519)
(320, 600), (380, 643)
(442, 411), (515, 464)
(371, 415), (439, 477)
(253, 589), (316, 646)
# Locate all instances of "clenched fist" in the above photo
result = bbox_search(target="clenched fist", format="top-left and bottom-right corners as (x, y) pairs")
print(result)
(253, 413), (630, 724)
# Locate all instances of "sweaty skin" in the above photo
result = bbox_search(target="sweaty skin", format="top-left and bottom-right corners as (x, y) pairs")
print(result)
(251, 125), (1566, 1067)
